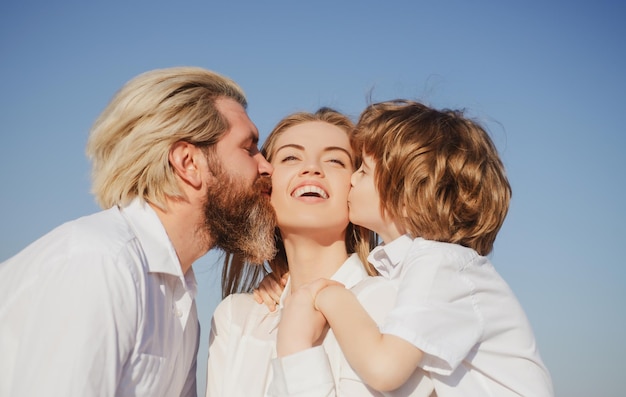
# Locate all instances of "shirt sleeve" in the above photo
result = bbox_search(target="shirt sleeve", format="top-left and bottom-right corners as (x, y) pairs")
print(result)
(5, 243), (139, 396)
(205, 296), (232, 397)
(381, 244), (483, 375)
(267, 346), (335, 397)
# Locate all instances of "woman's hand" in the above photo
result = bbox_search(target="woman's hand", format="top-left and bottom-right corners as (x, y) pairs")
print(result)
(276, 278), (344, 357)
(253, 272), (288, 311)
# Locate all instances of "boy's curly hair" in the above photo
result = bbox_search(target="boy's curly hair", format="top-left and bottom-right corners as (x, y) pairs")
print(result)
(354, 99), (511, 255)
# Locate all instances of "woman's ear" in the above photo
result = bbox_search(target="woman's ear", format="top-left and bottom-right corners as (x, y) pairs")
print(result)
(169, 141), (204, 189)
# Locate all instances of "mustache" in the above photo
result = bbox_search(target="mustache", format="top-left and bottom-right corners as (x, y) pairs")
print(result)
(255, 175), (272, 196)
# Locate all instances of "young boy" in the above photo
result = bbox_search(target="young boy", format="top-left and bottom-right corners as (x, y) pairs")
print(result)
(274, 100), (554, 396)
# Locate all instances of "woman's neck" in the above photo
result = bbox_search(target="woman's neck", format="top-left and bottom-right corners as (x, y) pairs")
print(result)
(281, 231), (349, 291)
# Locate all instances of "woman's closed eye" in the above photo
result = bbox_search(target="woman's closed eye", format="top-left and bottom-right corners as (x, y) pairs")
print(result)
(279, 154), (300, 163)
(328, 158), (347, 167)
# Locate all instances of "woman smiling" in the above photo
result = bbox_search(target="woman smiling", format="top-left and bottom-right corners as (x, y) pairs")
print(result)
(205, 108), (434, 396)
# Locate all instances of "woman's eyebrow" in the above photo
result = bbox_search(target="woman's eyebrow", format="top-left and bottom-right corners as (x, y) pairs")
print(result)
(324, 146), (352, 158)
(275, 143), (304, 153)
(325, 147), (353, 163)
(274, 144), (353, 161)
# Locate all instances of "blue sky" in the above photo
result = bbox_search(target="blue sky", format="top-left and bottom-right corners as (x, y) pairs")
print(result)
(1, 1), (624, 395)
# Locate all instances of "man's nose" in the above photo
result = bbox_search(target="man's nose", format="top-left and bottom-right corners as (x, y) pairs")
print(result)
(255, 152), (273, 176)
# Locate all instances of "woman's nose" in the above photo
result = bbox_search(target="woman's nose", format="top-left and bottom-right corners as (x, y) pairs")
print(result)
(299, 161), (324, 176)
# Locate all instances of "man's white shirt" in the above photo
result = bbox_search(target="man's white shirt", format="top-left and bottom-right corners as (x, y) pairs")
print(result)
(0, 199), (199, 396)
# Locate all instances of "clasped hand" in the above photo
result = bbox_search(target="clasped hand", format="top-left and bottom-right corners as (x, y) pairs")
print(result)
(275, 278), (344, 357)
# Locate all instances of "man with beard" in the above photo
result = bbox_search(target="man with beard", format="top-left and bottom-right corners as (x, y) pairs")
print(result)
(0, 67), (277, 397)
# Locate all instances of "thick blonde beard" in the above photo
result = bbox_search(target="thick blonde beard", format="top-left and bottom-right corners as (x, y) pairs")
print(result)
(203, 167), (277, 264)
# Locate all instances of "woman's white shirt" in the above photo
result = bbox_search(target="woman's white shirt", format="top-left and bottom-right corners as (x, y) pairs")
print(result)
(206, 254), (434, 397)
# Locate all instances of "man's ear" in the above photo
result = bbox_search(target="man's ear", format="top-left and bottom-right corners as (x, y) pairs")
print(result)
(169, 141), (205, 189)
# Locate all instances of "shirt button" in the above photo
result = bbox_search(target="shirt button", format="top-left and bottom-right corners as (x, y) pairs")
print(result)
(174, 306), (183, 318)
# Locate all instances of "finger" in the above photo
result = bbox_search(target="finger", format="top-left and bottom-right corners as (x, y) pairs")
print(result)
(262, 293), (277, 312)
(271, 282), (284, 300)
(255, 285), (280, 311)
(253, 289), (263, 304)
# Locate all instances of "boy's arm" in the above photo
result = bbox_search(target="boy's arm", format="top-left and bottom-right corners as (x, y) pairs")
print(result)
(315, 285), (424, 392)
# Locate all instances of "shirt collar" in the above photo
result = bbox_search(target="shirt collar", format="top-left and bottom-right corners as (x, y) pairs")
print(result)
(120, 198), (185, 279)
(278, 253), (368, 308)
(368, 234), (414, 279)
(265, 253), (369, 333)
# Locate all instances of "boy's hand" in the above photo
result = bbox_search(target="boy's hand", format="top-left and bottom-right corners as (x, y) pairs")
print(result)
(253, 272), (288, 311)
(276, 278), (344, 357)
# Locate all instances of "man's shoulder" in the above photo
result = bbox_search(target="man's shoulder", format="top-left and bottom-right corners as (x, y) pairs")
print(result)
(70, 207), (130, 242)
(51, 208), (142, 276)
(58, 207), (142, 261)
(4, 207), (132, 265)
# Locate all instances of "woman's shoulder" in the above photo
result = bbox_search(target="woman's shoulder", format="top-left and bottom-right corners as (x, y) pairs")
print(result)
(212, 292), (280, 337)
(213, 292), (264, 322)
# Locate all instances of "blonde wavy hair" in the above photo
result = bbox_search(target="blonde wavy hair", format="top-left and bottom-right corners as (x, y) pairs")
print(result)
(86, 66), (247, 210)
(354, 100), (511, 256)
(221, 107), (378, 298)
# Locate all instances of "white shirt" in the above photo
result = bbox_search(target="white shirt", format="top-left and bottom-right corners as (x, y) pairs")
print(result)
(206, 253), (435, 397)
(0, 199), (199, 397)
(371, 235), (554, 397)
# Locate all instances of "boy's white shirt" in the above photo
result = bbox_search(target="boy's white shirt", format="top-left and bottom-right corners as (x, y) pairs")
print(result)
(368, 234), (554, 397)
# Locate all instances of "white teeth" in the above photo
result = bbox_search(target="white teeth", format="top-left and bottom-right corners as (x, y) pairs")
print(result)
(293, 185), (329, 199)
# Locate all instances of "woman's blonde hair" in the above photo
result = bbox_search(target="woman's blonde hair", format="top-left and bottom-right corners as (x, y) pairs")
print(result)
(221, 107), (378, 298)
(354, 100), (511, 256)
(86, 66), (247, 210)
